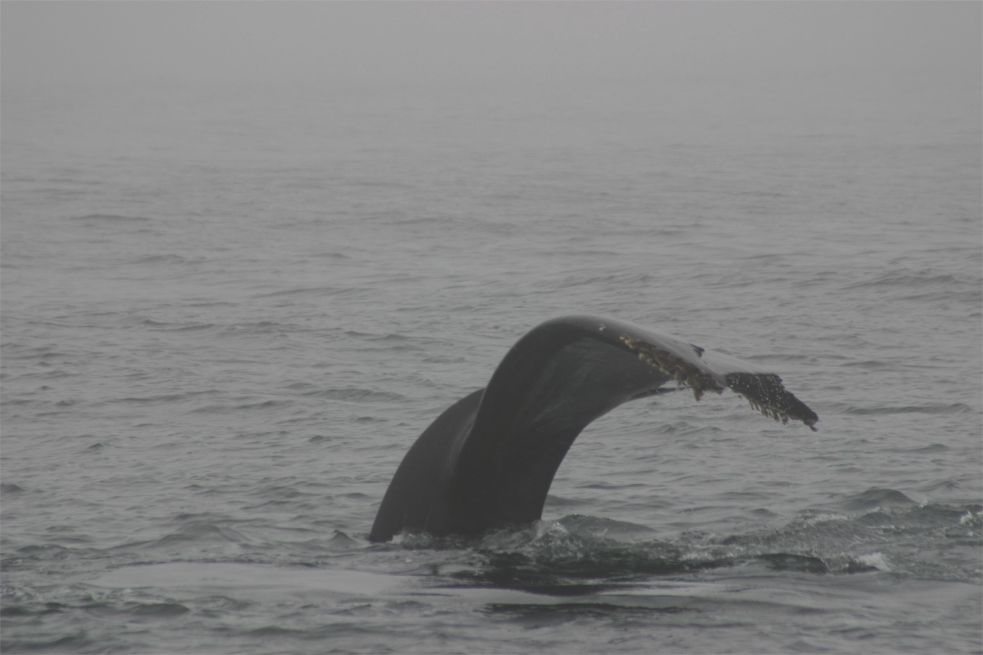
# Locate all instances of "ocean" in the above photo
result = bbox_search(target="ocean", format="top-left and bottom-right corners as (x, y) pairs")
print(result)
(2, 5), (981, 654)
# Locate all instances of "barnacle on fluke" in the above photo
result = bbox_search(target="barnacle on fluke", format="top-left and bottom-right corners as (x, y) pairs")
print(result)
(617, 332), (818, 430)
(617, 334), (724, 401)
(370, 315), (819, 542)
(724, 372), (818, 428)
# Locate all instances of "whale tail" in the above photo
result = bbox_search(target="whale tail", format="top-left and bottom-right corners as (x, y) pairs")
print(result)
(369, 315), (818, 542)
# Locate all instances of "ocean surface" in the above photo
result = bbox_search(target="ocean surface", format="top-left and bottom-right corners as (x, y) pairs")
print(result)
(3, 18), (982, 654)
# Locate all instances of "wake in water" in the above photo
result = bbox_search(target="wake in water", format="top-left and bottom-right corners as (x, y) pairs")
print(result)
(385, 490), (982, 591)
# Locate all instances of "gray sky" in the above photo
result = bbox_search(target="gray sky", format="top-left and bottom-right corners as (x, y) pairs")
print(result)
(2, 2), (980, 92)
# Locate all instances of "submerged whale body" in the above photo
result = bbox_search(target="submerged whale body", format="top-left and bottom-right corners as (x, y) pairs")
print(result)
(369, 315), (818, 542)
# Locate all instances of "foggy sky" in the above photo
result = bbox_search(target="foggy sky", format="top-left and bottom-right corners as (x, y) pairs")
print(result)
(2, 2), (980, 94)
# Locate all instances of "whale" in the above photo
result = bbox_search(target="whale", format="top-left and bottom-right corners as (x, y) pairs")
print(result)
(369, 315), (818, 542)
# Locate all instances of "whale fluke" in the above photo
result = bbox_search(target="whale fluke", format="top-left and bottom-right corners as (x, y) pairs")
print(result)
(369, 315), (818, 542)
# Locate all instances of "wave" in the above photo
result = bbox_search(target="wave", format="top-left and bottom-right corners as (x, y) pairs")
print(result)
(218, 320), (307, 335)
(140, 318), (216, 332)
(254, 286), (350, 298)
(128, 253), (202, 266)
(301, 387), (406, 403)
(844, 271), (971, 290)
(146, 523), (251, 548)
(68, 213), (152, 223)
(0, 630), (95, 653)
(188, 398), (292, 414)
(101, 522), (255, 563)
(111, 390), (220, 404)
(0, 344), (73, 361)
(843, 402), (974, 416)
(840, 487), (919, 512)
(1, 483), (27, 495)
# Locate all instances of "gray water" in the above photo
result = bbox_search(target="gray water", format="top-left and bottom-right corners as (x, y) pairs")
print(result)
(2, 4), (982, 654)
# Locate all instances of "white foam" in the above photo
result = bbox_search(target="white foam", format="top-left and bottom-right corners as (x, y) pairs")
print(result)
(856, 552), (891, 572)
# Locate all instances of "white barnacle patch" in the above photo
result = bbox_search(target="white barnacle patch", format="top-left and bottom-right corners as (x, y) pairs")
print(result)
(723, 372), (818, 430)
(615, 330), (816, 429)
(618, 334), (723, 401)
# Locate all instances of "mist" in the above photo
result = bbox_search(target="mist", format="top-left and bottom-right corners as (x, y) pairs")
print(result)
(3, 2), (979, 95)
